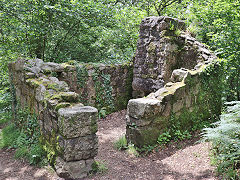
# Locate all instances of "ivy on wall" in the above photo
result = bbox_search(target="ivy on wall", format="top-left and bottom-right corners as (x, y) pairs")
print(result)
(76, 64), (88, 88)
(92, 69), (114, 113)
(75, 63), (114, 115)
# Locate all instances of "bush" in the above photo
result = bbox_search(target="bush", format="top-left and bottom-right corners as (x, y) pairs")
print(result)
(202, 101), (240, 179)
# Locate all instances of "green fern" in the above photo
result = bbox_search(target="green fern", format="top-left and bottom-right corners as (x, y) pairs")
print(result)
(202, 101), (240, 179)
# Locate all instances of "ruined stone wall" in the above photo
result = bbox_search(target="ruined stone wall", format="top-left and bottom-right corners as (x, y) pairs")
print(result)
(58, 62), (133, 113)
(132, 16), (216, 97)
(127, 16), (223, 147)
(8, 57), (133, 178)
(8, 59), (98, 179)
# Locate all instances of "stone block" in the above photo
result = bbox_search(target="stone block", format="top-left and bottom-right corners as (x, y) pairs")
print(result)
(55, 157), (90, 179)
(59, 134), (98, 161)
(58, 105), (98, 138)
(127, 98), (162, 120)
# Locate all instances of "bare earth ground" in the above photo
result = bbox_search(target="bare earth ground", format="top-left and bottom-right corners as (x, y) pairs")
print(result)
(0, 110), (219, 180)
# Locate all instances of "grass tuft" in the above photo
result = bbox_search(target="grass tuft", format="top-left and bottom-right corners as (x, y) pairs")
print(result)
(114, 135), (127, 150)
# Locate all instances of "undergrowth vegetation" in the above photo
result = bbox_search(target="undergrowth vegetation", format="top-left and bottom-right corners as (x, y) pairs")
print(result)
(114, 135), (139, 157)
(114, 135), (128, 150)
(0, 106), (47, 166)
(202, 101), (240, 179)
(91, 161), (108, 175)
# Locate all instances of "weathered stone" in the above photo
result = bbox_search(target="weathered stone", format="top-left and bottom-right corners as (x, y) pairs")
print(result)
(36, 84), (46, 102)
(55, 157), (89, 179)
(41, 62), (64, 73)
(14, 58), (25, 71)
(126, 16), (222, 147)
(171, 69), (189, 82)
(26, 66), (41, 75)
(173, 99), (184, 113)
(58, 105), (97, 138)
(55, 102), (71, 111)
(59, 134), (98, 161)
(51, 92), (79, 102)
(9, 58), (100, 179)
(127, 98), (162, 120)
(25, 72), (36, 79)
(58, 62), (133, 112)
(132, 16), (217, 97)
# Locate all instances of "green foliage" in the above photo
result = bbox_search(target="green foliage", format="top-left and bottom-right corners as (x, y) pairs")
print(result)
(92, 67), (114, 113)
(202, 101), (240, 179)
(15, 146), (28, 159)
(157, 131), (171, 145)
(0, 0), (144, 63)
(114, 135), (127, 150)
(0, 111), (12, 125)
(174, 130), (192, 140)
(91, 161), (108, 174)
(0, 53), (16, 125)
(76, 64), (88, 88)
(137, 144), (157, 155)
(0, 123), (20, 148)
(157, 129), (192, 146)
(99, 107), (107, 119)
(114, 136), (139, 156)
(188, 0), (240, 101)
(0, 107), (47, 166)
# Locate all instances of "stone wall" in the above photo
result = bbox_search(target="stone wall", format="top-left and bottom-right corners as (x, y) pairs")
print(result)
(132, 16), (216, 97)
(8, 59), (98, 179)
(58, 62), (133, 113)
(127, 16), (223, 147)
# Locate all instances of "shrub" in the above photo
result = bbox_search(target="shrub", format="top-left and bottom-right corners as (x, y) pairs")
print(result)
(202, 101), (240, 179)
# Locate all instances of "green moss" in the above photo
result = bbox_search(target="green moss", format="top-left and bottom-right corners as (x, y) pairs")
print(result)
(91, 124), (98, 133)
(50, 92), (78, 103)
(47, 83), (60, 91)
(147, 42), (156, 56)
(139, 126), (165, 146)
(26, 79), (42, 88)
(61, 63), (75, 72)
(67, 60), (77, 65)
(42, 69), (51, 74)
(158, 81), (185, 98)
(115, 65), (133, 110)
(55, 102), (71, 111)
(41, 131), (63, 166)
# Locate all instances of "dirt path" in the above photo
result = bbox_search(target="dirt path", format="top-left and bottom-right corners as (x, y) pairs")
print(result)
(0, 148), (61, 180)
(0, 110), (218, 180)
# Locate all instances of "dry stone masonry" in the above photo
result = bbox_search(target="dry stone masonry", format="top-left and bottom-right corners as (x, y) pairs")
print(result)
(9, 16), (224, 179)
(59, 62), (133, 112)
(127, 16), (223, 147)
(132, 16), (216, 97)
(9, 58), (133, 179)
